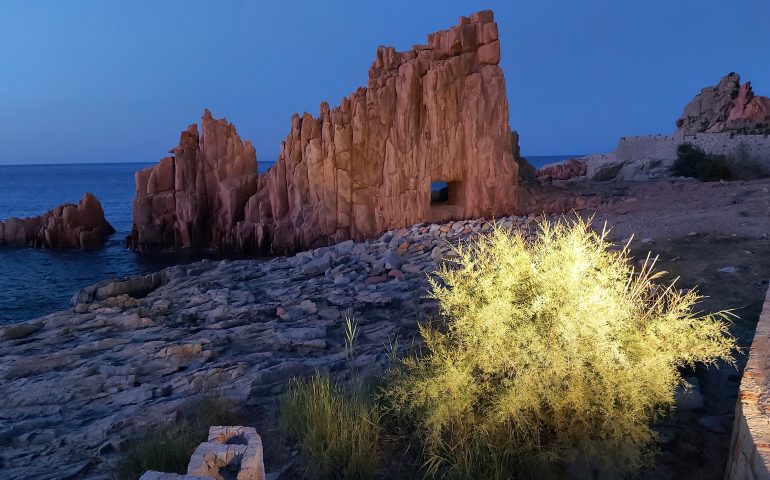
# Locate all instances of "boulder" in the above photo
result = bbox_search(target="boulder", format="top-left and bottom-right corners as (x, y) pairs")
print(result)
(0, 192), (114, 250)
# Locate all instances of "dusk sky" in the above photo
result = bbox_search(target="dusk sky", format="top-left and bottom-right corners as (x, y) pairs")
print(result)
(1, 0), (769, 165)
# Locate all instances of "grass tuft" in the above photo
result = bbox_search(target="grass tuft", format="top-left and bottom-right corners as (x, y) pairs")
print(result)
(280, 374), (382, 480)
(115, 396), (244, 479)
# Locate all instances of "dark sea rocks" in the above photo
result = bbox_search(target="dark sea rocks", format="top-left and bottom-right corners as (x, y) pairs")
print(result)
(0, 192), (114, 250)
(128, 10), (520, 255)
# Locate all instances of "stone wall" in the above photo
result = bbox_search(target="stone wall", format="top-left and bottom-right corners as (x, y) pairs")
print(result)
(581, 133), (770, 181)
(725, 286), (770, 480)
(128, 10), (520, 254)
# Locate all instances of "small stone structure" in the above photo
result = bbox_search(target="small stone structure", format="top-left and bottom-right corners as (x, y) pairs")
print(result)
(725, 286), (770, 480)
(140, 426), (266, 480)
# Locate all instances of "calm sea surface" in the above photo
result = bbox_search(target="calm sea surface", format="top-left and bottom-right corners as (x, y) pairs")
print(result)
(0, 155), (578, 324)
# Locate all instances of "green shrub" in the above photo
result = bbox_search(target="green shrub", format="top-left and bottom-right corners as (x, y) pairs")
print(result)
(672, 142), (769, 181)
(116, 396), (244, 479)
(671, 143), (730, 180)
(384, 218), (735, 478)
(280, 374), (383, 480)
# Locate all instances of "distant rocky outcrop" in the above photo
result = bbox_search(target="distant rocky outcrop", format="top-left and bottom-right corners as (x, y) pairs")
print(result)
(676, 73), (770, 135)
(0, 193), (114, 249)
(536, 159), (587, 182)
(128, 10), (519, 254)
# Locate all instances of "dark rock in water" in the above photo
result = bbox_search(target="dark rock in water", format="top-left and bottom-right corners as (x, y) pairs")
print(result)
(0, 192), (114, 250)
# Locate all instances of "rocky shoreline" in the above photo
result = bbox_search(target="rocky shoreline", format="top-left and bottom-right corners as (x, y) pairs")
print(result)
(0, 213), (550, 479)
(2, 177), (770, 479)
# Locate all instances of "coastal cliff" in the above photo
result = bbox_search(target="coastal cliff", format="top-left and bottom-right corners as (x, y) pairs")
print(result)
(127, 10), (519, 254)
(0, 192), (114, 250)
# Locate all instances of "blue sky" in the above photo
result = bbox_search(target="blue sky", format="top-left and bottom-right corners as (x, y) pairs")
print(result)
(1, 0), (768, 164)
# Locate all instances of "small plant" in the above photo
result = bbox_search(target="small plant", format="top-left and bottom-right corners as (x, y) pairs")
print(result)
(344, 312), (359, 361)
(115, 396), (243, 479)
(280, 374), (383, 480)
(384, 218), (735, 478)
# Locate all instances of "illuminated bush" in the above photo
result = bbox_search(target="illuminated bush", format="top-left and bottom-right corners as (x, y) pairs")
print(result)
(385, 218), (734, 478)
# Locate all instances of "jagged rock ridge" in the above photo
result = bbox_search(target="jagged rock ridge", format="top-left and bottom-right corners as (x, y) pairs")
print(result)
(676, 72), (770, 135)
(0, 192), (114, 250)
(128, 10), (519, 253)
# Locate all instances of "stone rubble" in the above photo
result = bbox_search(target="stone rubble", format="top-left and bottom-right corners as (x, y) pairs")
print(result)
(0, 213), (554, 479)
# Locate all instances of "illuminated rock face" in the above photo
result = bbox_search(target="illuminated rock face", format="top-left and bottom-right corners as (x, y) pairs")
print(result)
(128, 10), (520, 253)
(0, 193), (114, 250)
(676, 73), (770, 135)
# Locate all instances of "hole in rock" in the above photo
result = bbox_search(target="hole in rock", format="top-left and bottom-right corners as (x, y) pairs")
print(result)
(430, 181), (450, 204)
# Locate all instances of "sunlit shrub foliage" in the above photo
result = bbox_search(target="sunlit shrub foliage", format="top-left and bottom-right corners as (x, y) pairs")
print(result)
(384, 218), (735, 478)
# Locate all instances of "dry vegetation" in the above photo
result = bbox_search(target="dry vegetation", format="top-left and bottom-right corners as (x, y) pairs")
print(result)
(281, 218), (736, 479)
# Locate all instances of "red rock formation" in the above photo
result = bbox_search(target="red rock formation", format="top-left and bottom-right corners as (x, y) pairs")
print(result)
(727, 82), (770, 128)
(0, 193), (115, 250)
(129, 115), (258, 250)
(676, 73), (770, 135)
(128, 10), (520, 254)
(536, 159), (587, 182)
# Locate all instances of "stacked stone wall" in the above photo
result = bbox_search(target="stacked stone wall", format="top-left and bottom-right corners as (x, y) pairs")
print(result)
(725, 286), (770, 480)
(616, 133), (770, 164)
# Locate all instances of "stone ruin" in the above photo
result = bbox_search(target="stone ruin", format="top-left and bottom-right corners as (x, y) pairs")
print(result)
(127, 10), (521, 254)
(139, 426), (266, 480)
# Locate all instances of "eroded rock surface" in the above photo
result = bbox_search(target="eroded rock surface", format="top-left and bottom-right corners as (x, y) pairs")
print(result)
(676, 72), (770, 135)
(0, 192), (114, 249)
(128, 10), (519, 254)
(536, 159), (587, 182)
(0, 214), (553, 479)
